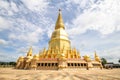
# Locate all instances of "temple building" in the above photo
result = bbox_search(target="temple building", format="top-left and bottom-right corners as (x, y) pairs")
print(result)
(16, 9), (103, 70)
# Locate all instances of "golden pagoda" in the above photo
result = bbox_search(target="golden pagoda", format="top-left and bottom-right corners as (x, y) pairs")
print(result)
(16, 9), (103, 70)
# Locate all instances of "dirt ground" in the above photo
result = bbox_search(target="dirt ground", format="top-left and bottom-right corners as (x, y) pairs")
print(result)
(0, 68), (120, 80)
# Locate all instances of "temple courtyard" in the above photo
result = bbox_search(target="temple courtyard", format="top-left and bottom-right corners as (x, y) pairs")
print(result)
(0, 68), (120, 80)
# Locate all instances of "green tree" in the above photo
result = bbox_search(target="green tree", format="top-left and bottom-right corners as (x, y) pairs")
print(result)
(9, 62), (16, 66)
(119, 59), (120, 63)
(101, 58), (107, 67)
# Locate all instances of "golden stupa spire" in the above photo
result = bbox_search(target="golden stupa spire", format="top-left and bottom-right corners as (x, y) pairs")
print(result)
(27, 47), (32, 56)
(94, 51), (101, 62)
(55, 9), (65, 30)
(94, 51), (98, 57)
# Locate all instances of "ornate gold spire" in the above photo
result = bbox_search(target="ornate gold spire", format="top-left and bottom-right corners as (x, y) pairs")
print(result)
(55, 9), (65, 30)
(27, 47), (32, 56)
(94, 51), (101, 62)
(94, 51), (98, 57)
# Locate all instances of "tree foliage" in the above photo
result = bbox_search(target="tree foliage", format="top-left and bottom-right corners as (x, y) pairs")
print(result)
(101, 58), (107, 67)
(0, 62), (16, 66)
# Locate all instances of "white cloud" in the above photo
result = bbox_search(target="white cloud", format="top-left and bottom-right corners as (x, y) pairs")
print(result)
(0, 0), (9, 10)
(69, 0), (92, 8)
(21, 0), (48, 12)
(0, 17), (11, 31)
(47, 23), (54, 38)
(68, 0), (120, 35)
(0, 0), (52, 49)
(10, 1), (19, 12)
(0, 0), (19, 16)
(9, 19), (44, 44)
(0, 39), (8, 45)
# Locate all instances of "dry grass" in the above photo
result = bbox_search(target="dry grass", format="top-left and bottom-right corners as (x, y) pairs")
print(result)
(0, 68), (120, 80)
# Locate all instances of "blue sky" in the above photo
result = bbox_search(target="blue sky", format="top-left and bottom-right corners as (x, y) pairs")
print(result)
(0, 0), (120, 63)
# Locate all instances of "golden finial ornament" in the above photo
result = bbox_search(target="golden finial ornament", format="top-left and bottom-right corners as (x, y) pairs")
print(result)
(55, 9), (65, 30)
(27, 47), (32, 56)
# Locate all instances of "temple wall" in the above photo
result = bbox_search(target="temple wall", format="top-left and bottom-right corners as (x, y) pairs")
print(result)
(34, 59), (89, 70)
(36, 62), (58, 70)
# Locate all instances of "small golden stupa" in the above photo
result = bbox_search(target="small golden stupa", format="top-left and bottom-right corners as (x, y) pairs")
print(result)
(16, 9), (103, 70)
